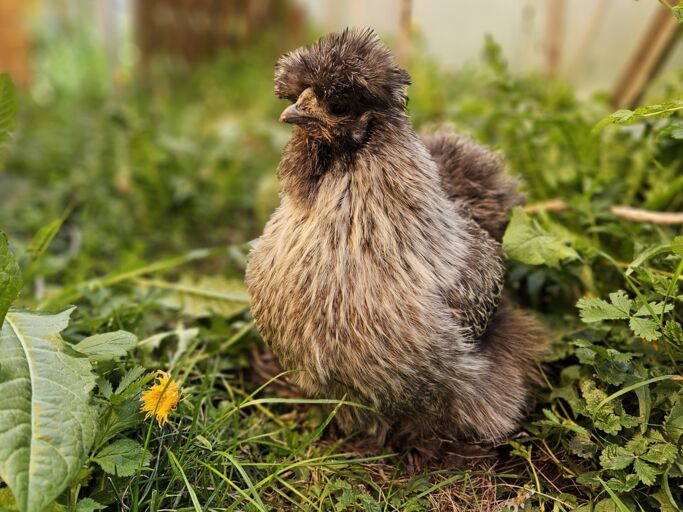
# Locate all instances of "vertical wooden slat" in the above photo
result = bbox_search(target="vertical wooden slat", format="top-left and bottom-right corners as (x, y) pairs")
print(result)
(544, 0), (566, 77)
(396, 0), (412, 67)
(135, 0), (303, 68)
(0, 0), (31, 87)
(611, 2), (682, 108)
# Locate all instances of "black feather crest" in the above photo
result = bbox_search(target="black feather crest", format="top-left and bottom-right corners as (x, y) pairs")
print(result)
(274, 27), (410, 109)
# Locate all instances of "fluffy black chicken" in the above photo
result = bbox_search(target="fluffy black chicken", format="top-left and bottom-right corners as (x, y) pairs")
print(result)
(246, 28), (545, 449)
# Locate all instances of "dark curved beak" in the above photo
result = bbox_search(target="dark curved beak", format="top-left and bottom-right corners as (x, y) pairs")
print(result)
(279, 104), (311, 125)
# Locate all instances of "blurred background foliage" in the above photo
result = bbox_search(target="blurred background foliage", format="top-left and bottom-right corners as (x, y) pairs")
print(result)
(0, 1), (683, 510)
(0, 0), (681, 295)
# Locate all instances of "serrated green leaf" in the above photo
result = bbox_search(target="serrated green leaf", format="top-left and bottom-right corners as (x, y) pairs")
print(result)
(600, 445), (635, 470)
(629, 317), (661, 341)
(73, 330), (137, 361)
(609, 291), (632, 314)
(641, 442), (678, 465)
(625, 434), (649, 455)
(633, 458), (658, 485)
(577, 292), (631, 323)
(93, 438), (151, 477)
(568, 430), (598, 458)
(576, 471), (601, 486)
(96, 376), (113, 398)
(0, 232), (22, 326)
(581, 379), (623, 434)
(0, 309), (97, 512)
(115, 366), (146, 395)
(634, 301), (674, 317)
(607, 474), (639, 493)
(502, 207), (578, 268)
(594, 100), (683, 131)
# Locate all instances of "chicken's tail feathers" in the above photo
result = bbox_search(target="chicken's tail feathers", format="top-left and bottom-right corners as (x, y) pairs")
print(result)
(461, 300), (548, 443)
(422, 125), (523, 241)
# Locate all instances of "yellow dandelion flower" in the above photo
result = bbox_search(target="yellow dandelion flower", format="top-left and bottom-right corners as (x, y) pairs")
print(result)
(140, 370), (181, 426)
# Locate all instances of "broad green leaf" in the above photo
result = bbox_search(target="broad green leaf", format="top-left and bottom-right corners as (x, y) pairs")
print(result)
(137, 326), (198, 353)
(0, 232), (22, 325)
(502, 207), (578, 268)
(73, 330), (137, 362)
(93, 438), (151, 477)
(75, 498), (105, 512)
(136, 275), (250, 318)
(0, 73), (17, 152)
(629, 317), (661, 341)
(0, 308), (97, 512)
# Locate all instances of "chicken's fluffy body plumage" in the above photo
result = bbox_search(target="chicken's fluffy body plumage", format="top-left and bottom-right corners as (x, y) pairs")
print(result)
(246, 28), (545, 448)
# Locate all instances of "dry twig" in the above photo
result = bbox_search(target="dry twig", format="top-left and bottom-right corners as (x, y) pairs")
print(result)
(524, 200), (683, 225)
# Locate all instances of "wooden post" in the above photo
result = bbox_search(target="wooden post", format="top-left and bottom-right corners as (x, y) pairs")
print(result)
(0, 0), (31, 87)
(611, 2), (682, 108)
(544, 0), (566, 77)
(396, 0), (412, 67)
(135, 0), (302, 69)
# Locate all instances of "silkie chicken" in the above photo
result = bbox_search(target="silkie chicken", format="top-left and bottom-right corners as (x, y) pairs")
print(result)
(246, 28), (545, 451)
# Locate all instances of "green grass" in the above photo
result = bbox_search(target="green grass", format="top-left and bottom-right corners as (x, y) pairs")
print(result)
(0, 22), (682, 512)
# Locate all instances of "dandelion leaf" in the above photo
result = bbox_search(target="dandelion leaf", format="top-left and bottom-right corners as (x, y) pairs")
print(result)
(93, 438), (151, 477)
(0, 308), (97, 512)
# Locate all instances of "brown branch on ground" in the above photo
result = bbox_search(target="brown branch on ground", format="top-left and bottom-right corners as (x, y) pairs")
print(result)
(524, 200), (683, 225)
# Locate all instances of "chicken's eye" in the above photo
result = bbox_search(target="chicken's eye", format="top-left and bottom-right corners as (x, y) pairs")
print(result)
(329, 102), (349, 116)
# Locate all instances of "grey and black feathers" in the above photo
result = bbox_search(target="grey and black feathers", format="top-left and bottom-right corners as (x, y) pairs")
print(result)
(246, 28), (545, 450)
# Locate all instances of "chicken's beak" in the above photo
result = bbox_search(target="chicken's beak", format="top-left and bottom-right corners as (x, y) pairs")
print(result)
(279, 104), (311, 125)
